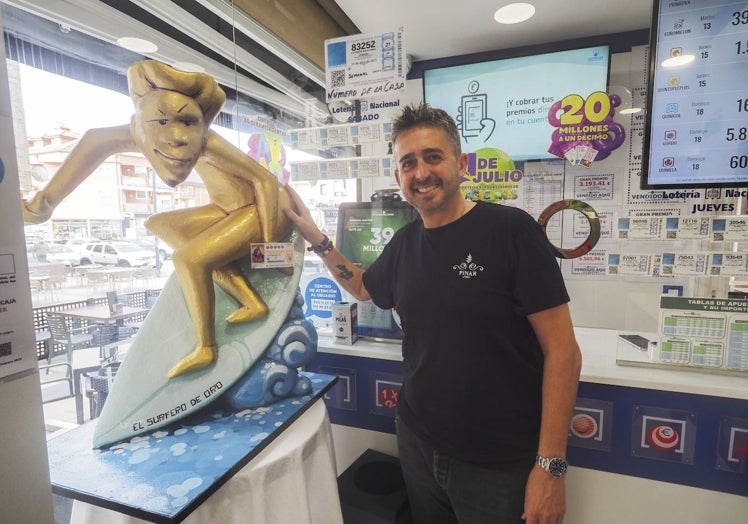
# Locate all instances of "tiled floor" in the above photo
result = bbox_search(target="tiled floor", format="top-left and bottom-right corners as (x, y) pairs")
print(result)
(52, 494), (73, 524)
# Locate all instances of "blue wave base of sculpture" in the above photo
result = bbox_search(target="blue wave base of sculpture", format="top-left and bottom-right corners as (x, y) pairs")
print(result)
(224, 293), (318, 409)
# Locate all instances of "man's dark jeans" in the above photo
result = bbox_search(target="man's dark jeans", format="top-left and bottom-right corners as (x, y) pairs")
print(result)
(397, 418), (533, 523)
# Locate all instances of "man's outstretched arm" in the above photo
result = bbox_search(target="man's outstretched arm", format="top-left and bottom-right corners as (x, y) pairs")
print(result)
(283, 184), (371, 302)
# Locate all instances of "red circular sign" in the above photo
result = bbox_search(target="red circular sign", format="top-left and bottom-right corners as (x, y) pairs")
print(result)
(379, 387), (398, 408)
(648, 425), (679, 451)
(571, 414), (598, 438)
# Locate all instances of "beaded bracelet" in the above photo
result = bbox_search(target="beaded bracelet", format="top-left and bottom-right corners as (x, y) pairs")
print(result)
(307, 234), (334, 258)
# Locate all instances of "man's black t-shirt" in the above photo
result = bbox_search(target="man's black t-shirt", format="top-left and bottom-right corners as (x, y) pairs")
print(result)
(362, 201), (570, 465)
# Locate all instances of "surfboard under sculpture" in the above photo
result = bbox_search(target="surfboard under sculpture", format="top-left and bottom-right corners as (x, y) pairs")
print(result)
(92, 234), (304, 448)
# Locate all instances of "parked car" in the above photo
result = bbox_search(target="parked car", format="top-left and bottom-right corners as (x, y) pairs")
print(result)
(65, 238), (100, 256)
(131, 237), (173, 261)
(79, 241), (156, 267)
(47, 244), (81, 266)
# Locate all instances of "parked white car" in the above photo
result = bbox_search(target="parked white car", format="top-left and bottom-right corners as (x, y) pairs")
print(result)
(47, 244), (81, 266)
(65, 238), (99, 256)
(79, 241), (156, 267)
(131, 237), (173, 261)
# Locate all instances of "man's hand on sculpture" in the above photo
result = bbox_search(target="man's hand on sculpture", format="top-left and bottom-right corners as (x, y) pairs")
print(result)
(283, 185), (326, 246)
(23, 192), (54, 224)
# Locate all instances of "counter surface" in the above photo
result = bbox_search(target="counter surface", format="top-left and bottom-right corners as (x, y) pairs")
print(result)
(317, 327), (747, 400)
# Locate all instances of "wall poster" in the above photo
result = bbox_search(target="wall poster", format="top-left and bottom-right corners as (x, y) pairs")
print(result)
(0, 46), (37, 379)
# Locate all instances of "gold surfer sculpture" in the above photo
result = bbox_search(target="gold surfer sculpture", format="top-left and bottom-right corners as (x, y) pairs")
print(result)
(23, 60), (293, 378)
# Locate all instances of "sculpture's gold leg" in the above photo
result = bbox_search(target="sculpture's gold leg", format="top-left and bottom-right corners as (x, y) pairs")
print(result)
(213, 264), (269, 324)
(167, 345), (217, 378)
(147, 205), (266, 379)
(226, 304), (269, 323)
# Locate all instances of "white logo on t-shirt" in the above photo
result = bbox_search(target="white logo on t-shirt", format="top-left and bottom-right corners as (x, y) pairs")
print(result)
(452, 253), (484, 279)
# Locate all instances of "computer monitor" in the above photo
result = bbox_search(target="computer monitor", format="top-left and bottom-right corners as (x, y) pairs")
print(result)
(336, 200), (419, 339)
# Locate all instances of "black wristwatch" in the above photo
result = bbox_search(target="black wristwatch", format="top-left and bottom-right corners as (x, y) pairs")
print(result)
(535, 454), (568, 478)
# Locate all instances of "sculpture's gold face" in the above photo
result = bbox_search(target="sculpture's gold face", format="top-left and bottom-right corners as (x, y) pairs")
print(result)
(132, 91), (207, 187)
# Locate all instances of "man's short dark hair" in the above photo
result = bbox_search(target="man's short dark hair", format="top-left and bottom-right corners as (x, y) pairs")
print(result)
(391, 103), (461, 156)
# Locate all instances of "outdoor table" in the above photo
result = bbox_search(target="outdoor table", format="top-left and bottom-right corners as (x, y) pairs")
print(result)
(59, 304), (149, 410)
(56, 304), (148, 325)
(29, 274), (49, 289)
(85, 267), (137, 289)
(73, 264), (103, 283)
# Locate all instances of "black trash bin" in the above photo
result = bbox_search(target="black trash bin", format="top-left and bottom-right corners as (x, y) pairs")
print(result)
(337, 449), (412, 524)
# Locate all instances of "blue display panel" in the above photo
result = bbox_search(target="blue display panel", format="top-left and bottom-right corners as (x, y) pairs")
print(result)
(311, 351), (748, 497)
(423, 46), (610, 161)
(642, 0), (748, 188)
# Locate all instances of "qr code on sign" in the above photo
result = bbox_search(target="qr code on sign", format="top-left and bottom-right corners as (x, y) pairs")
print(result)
(331, 70), (345, 88)
(0, 341), (11, 357)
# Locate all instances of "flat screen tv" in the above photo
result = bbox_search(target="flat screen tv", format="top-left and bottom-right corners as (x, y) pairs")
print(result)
(336, 200), (419, 271)
(640, 0), (748, 189)
(423, 45), (610, 161)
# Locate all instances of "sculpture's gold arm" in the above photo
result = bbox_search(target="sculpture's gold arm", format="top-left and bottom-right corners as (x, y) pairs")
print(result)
(254, 175), (280, 244)
(23, 125), (134, 224)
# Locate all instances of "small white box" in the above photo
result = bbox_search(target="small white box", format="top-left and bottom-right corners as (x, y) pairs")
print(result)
(333, 302), (358, 344)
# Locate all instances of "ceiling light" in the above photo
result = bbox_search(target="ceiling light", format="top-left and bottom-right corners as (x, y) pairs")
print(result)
(116, 37), (158, 54)
(661, 54), (695, 68)
(494, 3), (536, 24)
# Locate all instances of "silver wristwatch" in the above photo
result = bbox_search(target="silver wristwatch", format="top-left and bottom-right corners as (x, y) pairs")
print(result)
(535, 454), (568, 478)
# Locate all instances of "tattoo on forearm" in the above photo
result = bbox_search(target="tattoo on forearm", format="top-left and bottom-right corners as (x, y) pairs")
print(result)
(336, 264), (354, 281)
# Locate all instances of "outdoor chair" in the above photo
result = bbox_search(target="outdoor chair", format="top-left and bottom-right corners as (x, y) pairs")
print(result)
(29, 277), (44, 294)
(92, 323), (136, 361)
(29, 274), (53, 303)
(84, 360), (120, 419)
(45, 273), (67, 300)
(134, 266), (158, 287)
(85, 270), (109, 292)
(117, 292), (156, 332)
(117, 292), (141, 309)
(45, 311), (95, 374)
(113, 268), (135, 292)
(38, 361), (74, 404)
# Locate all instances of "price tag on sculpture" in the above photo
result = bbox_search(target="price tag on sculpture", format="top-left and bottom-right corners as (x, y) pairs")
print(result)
(250, 243), (295, 269)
